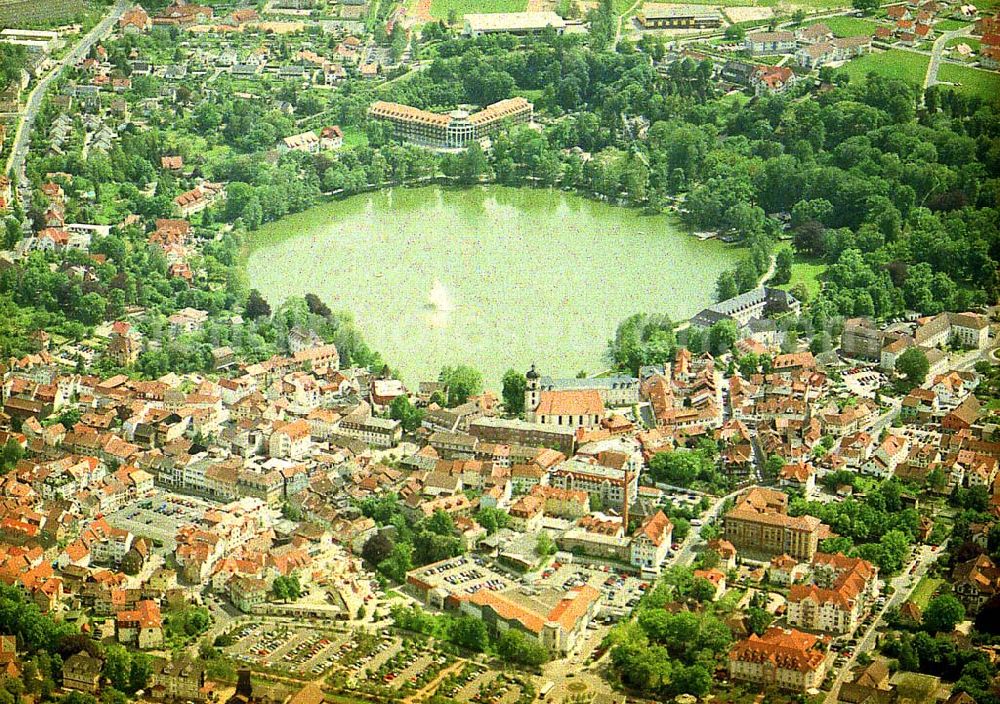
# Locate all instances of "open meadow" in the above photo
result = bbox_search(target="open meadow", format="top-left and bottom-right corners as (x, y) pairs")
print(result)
(837, 49), (930, 86)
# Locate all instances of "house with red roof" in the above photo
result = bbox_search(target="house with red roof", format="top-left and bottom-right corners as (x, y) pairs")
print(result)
(630, 509), (673, 575)
(728, 627), (828, 692)
(116, 599), (163, 648)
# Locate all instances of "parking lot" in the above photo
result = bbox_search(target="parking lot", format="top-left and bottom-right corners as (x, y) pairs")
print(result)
(223, 622), (353, 676)
(408, 554), (515, 598)
(533, 562), (649, 617)
(843, 367), (888, 399)
(106, 491), (221, 552)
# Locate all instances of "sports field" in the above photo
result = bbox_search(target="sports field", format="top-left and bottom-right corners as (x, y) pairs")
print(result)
(836, 49), (930, 86)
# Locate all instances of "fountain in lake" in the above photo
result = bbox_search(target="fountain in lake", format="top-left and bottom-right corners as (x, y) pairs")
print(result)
(426, 278), (454, 328)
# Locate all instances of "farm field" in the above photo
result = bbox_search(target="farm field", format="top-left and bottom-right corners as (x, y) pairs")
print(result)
(836, 49), (930, 86)
(428, 0), (528, 19)
(937, 63), (1000, 100)
(808, 15), (879, 36)
(0, 0), (84, 24)
(649, 0), (849, 7)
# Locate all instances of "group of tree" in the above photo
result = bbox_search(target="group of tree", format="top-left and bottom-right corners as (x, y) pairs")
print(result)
(271, 574), (302, 602)
(605, 567), (732, 697)
(390, 604), (549, 668)
(794, 478), (919, 573)
(359, 498), (465, 583)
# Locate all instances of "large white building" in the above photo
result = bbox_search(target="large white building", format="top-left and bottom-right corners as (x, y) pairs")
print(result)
(463, 11), (566, 36)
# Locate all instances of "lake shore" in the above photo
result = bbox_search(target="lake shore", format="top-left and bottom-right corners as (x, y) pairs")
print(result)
(245, 185), (738, 385)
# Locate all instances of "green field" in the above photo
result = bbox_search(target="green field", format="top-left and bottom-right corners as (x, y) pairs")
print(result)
(340, 125), (369, 148)
(0, 0), (84, 25)
(836, 49), (930, 86)
(946, 36), (980, 50)
(909, 576), (943, 610)
(808, 15), (879, 36)
(428, 0), (528, 19)
(641, 0), (848, 8)
(934, 18), (971, 31)
(780, 254), (826, 300)
(938, 63), (1000, 101)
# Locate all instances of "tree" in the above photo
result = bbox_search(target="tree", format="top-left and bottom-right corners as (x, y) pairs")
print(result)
(723, 25), (745, 41)
(439, 365), (482, 406)
(747, 607), (773, 636)
(304, 293), (332, 318)
(271, 575), (301, 602)
(501, 369), (526, 416)
(535, 533), (556, 557)
(923, 594), (965, 634)
(853, 0), (879, 13)
(389, 395), (424, 432)
(708, 319), (738, 355)
(690, 578), (717, 603)
(102, 645), (131, 692)
(449, 616), (488, 651)
(476, 507), (510, 535)
(763, 454), (785, 481)
(379, 542), (414, 582)
(362, 531), (395, 566)
(716, 271), (738, 302)
(896, 347), (929, 389)
(672, 664), (712, 697)
(773, 247), (794, 285)
(496, 629), (549, 667)
(245, 289), (271, 319)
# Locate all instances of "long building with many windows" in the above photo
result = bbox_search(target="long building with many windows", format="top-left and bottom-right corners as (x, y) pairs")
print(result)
(368, 98), (533, 149)
(723, 487), (823, 561)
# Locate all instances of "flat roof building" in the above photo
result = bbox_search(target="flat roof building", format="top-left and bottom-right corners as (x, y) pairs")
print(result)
(463, 11), (566, 36)
(637, 6), (722, 29)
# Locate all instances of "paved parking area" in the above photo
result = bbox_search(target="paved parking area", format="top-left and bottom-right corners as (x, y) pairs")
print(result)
(534, 562), (648, 616)
(223, 622), (351, 676)
(456, 668), (497, 702)
(105, 491), (222, 552)
(843, 367), (888, 399)
(407, 554), (514, 598)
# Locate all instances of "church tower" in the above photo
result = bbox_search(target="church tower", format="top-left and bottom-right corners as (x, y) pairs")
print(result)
(525, 364), (540, 419)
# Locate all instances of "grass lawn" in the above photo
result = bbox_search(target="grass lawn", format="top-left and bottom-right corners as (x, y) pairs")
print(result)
(428, 0), (527, 19)
(810, 15), (879, 36)
(946, 36), (980, 50)
(836, 49), (929, 86)
(937, 63), (1000, 101)
(934, 18), (971, 30)
(910, 576), (944, 609)
(341, 125), (369, 148)
(780, 254), (826, 300)
(514, 88), (545, 102)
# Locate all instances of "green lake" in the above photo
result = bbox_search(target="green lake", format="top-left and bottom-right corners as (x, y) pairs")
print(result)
(246, 186), (738, 385)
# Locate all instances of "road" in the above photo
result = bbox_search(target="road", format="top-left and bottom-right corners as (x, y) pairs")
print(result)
(823, 542), (945, 704)
(923, 24), (972, 92)
(670, 488), (745, 567)
(5, 0), (128, 200)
